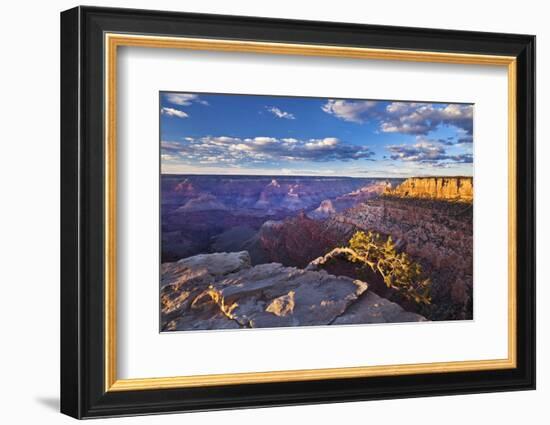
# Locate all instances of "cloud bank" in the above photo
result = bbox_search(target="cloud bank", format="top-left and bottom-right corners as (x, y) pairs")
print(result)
(321, 99), (473, 137)
(381, 102), (473, 135)
(387, 139), (473, 168)
(162, 136), (374, 165)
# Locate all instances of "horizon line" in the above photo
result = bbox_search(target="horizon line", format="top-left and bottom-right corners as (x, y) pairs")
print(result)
(161, 172), (473, 179)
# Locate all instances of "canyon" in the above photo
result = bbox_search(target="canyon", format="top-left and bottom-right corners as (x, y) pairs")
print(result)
(161, 174), (474, 330)
(161, 175), (396, 262)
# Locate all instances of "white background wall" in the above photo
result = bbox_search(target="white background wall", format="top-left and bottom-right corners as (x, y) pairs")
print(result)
(0, 0), (545, 423)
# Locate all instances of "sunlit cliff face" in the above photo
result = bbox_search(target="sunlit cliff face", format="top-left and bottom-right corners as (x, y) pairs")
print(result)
(383, 177), (473, 202)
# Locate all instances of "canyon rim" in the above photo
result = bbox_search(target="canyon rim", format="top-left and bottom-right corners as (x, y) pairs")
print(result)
(159, 92), (474, 332)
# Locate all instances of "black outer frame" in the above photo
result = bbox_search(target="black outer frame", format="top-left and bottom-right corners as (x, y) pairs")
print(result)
(60, 5), (535, 419)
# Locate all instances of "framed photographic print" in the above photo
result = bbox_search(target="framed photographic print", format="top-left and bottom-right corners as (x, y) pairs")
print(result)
(60, 6), (536, 419)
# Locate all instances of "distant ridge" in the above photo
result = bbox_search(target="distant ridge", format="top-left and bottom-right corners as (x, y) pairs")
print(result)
(162, 173), (471, 179)
(162, 173), (385, 179)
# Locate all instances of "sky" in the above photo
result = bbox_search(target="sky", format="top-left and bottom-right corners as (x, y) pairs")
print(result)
(160, 92), (474, 177)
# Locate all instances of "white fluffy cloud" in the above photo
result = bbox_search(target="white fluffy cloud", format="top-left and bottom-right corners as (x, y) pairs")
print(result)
(266, 106), (295, 120)
(321, 99), (377, 123)
(164, 93), (209, 106)
(161, 107), (188, 119)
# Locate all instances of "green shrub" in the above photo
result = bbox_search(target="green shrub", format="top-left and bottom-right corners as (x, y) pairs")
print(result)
(346, 231), (431, 305)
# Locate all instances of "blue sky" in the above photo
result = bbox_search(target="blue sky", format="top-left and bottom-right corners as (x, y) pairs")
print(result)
(160, 92), (473, 177)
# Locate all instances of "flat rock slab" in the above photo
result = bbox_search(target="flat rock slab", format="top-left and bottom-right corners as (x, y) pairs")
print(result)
(333, 291), (426, 325)
(208, 262), (368, 328)
(161, 250), (251, 289)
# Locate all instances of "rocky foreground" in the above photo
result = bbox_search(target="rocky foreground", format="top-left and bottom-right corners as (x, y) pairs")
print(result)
(161, 251), (425, 331)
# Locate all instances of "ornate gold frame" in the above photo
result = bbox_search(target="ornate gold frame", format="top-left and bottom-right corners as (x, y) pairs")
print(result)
(104, 33), (517, 392)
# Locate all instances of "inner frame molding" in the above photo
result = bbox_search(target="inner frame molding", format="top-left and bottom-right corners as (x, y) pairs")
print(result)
(104, 32), (517, 392)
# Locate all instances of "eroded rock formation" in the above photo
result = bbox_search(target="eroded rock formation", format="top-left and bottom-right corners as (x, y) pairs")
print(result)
(161, 251), (425, 331)
(307, 199), (337, 219)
